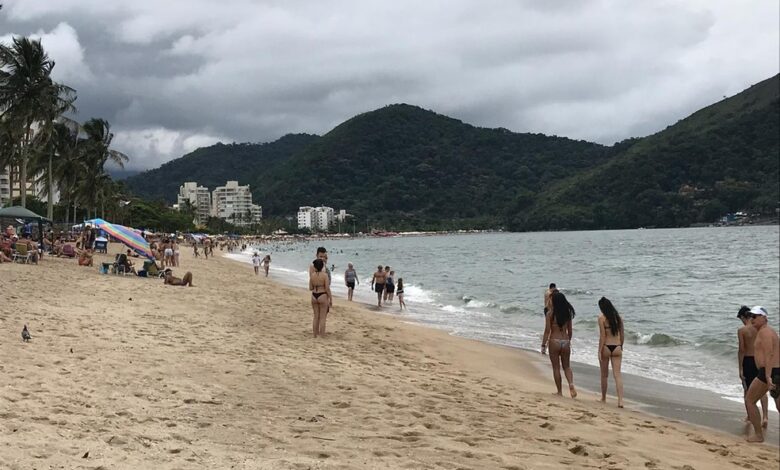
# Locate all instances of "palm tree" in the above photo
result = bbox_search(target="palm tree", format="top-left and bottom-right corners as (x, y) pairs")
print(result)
(0, 36), (76, 208)
(78, 118), (128, 218)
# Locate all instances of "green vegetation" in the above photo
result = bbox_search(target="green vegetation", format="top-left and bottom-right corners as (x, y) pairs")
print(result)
(513, 75), (779, 231)
(124, 134), (319, 202)
(123, 75), (780, 232)
(0, 36), (131, 226)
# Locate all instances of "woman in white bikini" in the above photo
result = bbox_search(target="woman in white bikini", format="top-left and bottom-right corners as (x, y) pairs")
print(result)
(542, 290), (577, 398)
(597, 297), (625, 408)
(309, 258), (332, 338)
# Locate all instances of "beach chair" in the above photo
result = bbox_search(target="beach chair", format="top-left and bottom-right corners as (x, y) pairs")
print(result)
(12, 243), (32, 264)
(61, 244), (76, 258)
(144, 260), (164, 278)
(94, 239), (108, 253)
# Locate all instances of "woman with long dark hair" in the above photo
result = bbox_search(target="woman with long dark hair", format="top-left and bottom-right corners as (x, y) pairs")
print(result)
(598, 297), (625, 407)
(542, 291), (577, 398)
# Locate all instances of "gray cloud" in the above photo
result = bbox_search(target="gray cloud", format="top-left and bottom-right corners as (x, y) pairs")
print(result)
(1, 0), (777, 169)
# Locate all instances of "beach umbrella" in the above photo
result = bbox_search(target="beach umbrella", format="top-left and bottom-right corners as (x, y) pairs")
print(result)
(86, 218), (154, 259)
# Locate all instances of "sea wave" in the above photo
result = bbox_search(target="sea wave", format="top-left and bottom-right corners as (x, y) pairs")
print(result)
(630, 332), (684, 347)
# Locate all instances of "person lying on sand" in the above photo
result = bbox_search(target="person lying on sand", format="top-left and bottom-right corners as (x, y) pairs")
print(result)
(163, 268), (194, 287)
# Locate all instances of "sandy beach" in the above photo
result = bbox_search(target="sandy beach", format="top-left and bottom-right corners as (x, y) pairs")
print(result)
(1, 246), (778, 469)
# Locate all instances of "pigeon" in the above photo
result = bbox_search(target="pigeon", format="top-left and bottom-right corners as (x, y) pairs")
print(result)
(22, 325), (31, 342)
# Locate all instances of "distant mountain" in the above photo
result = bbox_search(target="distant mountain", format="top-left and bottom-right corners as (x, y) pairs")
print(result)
(123, 75), (779, 231)
(124, 133), (320, 202)
(107, 168), (141, 180)
(512, 74), (780, 231)
(252, 104), (610, 228)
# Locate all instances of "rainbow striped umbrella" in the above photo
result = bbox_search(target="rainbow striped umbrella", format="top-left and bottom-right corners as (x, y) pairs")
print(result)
(86, 218), (154, 259)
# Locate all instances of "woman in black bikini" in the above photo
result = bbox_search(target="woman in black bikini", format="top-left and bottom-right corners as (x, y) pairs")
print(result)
(309, 258), (332, 337)
(597, 297), (625, 408)
(542, 291), (577, 398)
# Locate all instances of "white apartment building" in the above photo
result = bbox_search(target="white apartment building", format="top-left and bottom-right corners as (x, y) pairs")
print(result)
(0, 166), (60, 207)
(297, 206), (336, 231)
(211, 180), (262, 227)
(177, 182), (212, 226)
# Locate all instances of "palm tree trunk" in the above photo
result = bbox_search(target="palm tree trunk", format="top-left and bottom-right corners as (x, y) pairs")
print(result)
(47, 152), (54, 220)
(65, 200), (70, 227)
(20, 124), (31, 208)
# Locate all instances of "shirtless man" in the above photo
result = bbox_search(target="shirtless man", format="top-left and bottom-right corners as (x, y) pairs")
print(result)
(737, 306), (768, 426)
(745, 306), (780, 442)
(371, 265), (386, 307)
(163, 268), (194, 287)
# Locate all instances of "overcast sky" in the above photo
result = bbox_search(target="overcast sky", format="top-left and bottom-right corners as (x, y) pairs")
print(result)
(1, 1), (778, 170)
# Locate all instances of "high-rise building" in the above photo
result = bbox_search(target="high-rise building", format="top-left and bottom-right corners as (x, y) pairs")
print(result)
(211, 181), (262, 227)
(297, 206), (336, 231)
(0, 166), (59, 207)
(177, 182), (212, 226)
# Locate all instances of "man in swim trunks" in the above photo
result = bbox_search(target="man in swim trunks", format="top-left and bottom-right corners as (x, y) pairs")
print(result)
(371, 265), (386, 307)
(745, 306), (780, 442)
(737, 306), (768, 426)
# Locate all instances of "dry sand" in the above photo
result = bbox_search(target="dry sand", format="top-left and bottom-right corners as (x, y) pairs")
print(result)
(1, 246), (778, 469)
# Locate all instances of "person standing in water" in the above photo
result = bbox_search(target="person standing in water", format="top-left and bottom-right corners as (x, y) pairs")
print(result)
(344, 263), (359, 301)
(384, 268), (395, 304)
(745, 306), (780, 443)
(597, 297), (625, 408)
(737, 306), (768, 427)
(542, 291), (577, 398)
(396, 278), (406, 310)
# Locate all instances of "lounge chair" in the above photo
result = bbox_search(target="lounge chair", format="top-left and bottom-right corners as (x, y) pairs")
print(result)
(144, 260), (164, 278)
(12, 243), (33, 264)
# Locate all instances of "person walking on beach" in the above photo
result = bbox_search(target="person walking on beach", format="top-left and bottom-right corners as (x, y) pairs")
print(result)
(397, 278), (406, 310)
(542, 291), (577, 398)
(344, 263), (359, 301)
(309, 258), (332, 338)
(251, 252), (261, 275)
(737, 306), (768, 427)
(745, 306), (780, 442)
(371, 265), (386, 307)
(262, 254), (271, 277)
(597, 297), (625, 408)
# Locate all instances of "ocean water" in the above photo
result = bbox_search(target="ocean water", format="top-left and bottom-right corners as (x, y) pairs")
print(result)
(226, 226), (780, 405)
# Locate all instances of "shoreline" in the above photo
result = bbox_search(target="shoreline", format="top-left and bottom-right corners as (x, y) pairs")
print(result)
(226, 252), (779, 446)
(1, 246), (777, 468)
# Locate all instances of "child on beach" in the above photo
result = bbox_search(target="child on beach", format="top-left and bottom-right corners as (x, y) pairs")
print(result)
(397, 278), (406, 310)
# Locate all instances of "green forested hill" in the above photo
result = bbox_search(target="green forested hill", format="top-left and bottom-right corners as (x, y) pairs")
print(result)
(124, 133), (319, 202)
(123, 75), (779, 231)
(252, 104), (611, 228)
(512, 74), (779, 231)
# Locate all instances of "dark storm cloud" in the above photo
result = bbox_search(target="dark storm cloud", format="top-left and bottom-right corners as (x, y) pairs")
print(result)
(2, 0), (777, 169)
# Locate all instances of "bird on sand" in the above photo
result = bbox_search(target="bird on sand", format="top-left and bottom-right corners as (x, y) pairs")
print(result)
(22, 325), (31, 342)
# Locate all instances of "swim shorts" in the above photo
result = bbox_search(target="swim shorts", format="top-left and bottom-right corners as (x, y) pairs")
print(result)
(374, 283), (385, 293)
(346, 282), (355, 289)
(743, 356), (759, 389)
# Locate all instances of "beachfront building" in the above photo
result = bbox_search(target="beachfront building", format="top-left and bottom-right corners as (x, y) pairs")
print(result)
(297, 206), (336, 231)
(0, 166), (59, 207)
(211, 180), (263, 227)
(177, 182), (212, 226)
